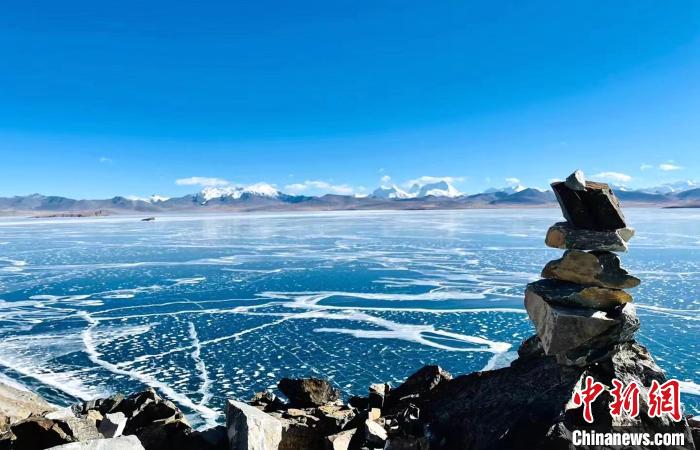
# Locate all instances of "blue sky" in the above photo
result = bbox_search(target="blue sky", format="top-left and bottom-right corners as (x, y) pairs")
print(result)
(1, 0), (699, 198)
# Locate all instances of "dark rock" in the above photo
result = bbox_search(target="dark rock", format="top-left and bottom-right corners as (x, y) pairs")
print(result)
(516, 335), (545, 360)
(526, 278), (632, 311)
(97, 412), (126, 438)
(313, 405), (356, 434)
(368, 384), (388, 411)
(564, 170), (586, 191)
(420, 341), (695, 450)
(525, 284), (638, 357)
(551, 180), (626, 230)
(134, 419), (192, 450)
(348, 396), (369, 410)
(363, 420), (387, 447)
(249, 391), (286, 412)
(10, 417), (74, 450)
(386, 366), (451, 409)
(542, 250), (640, 289)
(73, 394), (124, 417)
(545, 222), (633, 252)
(278, 378), (340, 408)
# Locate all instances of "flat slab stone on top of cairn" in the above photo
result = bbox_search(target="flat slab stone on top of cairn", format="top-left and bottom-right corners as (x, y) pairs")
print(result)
(542, 250), (640, 289)
(551, 170), (627, 230)
(545, 221), (634, 252)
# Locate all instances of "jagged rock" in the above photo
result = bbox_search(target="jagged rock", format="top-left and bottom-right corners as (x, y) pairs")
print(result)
(545, 222), (634, 252)
(347, 397), (368, 410)
(227, 400), (283, 450)
(279, 418), (323, 450)
(324, 428), (359, 450)
(564, 170), (586, 191)
(368, 384), (387, 410)
(277, 378), (340, 408)
(73, 394), (124, 418)
(46, 435), (145, 449)
(555, 303), (640, 367)
(551, 180), (626, 230)
(84, 411), (102, 425)
(384, 436), (429, 450)
(386, 366), (451, 408)
(525, 286), (628, 355)
(420, 341), (695, 449)
(10, 417), (74, 450)
(314, 405), (355, 433)
(0, 382), (55, 432)
(363, 420), (387, 447)
(136, 419), (193, 450)
(98, 412), (126, 438)
(542, 250), (641, 289)
(249, 391), (286, 412)
(43, 410), (101, 442)
(526, 279), (632, 311)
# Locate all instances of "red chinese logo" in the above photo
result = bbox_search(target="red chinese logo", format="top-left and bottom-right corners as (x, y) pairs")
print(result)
(572, 376), (605, 423)
(572, 377), (682, 423)
(648, 379), (681, 421)
(609, 379), (640, 418)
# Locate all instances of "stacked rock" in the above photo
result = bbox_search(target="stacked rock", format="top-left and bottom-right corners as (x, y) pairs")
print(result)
(525, 170), (641, 366)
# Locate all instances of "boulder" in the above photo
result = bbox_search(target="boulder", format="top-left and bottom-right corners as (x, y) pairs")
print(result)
(0, 381), (55, 432)
(249, 392), (286, 413)
(524, 287), (622, 355)
(43, 410), (101, 442)
(564, 169), (586, 191)
(385, 366), (451, 408)
(277, 378), (340, 408)
(227, 400), (283, 450)
(526, 279), (632, 311)
(545, 222), (633, 252)
(419, 341), (695, 450)
(367, 384), (387, 410)
(73, 394), (124, 418)
(363, 420), (387, 447)
(10, 417), (74, 450)
(542, 250), (640, 289)
(98, 412), (127, 438)
(323, 428), (359, 450)
(46, 435), (145, 449)
(313, 405), (355, 433)
(551, 179), (626, 230)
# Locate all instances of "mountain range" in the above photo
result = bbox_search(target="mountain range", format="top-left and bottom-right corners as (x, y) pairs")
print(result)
(2, 180), (700, 216)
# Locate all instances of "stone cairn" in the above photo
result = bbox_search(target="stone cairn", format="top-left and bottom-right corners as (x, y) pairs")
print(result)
(525, 169), (641, 367)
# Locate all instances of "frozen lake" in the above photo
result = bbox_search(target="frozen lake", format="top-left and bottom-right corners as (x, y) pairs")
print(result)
(0, 208), (698, 427)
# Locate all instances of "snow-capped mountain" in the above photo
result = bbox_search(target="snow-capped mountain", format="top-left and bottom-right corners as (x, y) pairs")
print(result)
(372, 180), (462, 199)
(372, 185), (412, 199)
(484, 185), (527, 195)
(637, 180), (699, 195)
(126, 194), (171, 203)
(199, 183), (281, 202)
(416, 180), (463, 198)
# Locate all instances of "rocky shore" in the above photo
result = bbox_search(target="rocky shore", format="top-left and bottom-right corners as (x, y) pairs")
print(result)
(1, 171), (699, 450)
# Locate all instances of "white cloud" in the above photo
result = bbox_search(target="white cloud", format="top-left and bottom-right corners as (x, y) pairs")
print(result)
(505, 177), (520, 186)
(284, 180), (355, 195)
(405, 176), (464, 187)
(380, 175), (392, 185)
(591, 172), (632, 184)
(99, 157), (113, 164)
(639, 164), (653, 171)
(176, 176), (230, 187)
(659, 163), (682, 171)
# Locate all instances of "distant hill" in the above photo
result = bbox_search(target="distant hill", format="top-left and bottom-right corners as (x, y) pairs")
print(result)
(1, 181), (697, 216)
